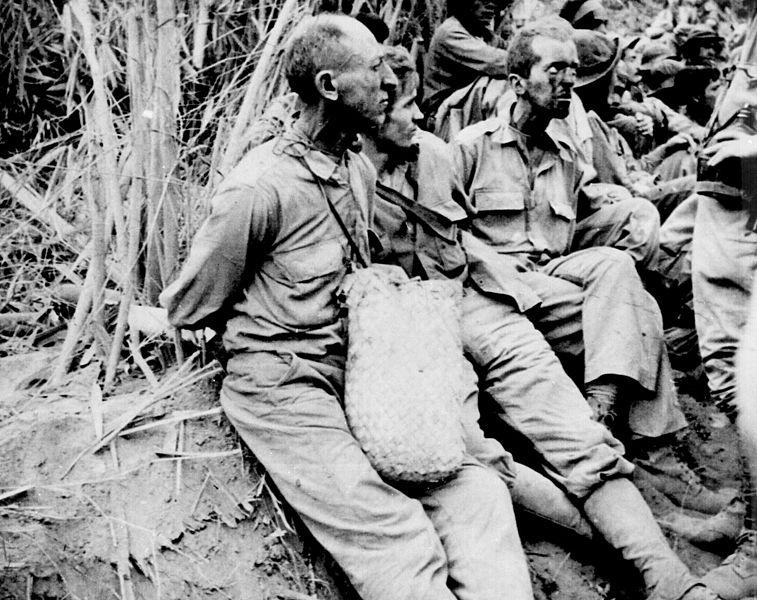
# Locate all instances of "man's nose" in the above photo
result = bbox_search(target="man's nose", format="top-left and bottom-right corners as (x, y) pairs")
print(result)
(381, 62), (398, 92)
(562, 67), (577, 87)
(412, 103), (424, 122)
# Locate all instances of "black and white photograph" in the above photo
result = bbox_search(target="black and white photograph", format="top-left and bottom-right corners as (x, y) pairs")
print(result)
(1, 0), (756, 598)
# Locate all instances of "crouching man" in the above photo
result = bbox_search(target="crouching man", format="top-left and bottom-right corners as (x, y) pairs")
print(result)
(365, 43), (718, 600)
(160, 14), (532, 600)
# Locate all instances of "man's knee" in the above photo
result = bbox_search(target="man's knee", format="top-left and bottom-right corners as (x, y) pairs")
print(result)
(567, 246), (638, 282)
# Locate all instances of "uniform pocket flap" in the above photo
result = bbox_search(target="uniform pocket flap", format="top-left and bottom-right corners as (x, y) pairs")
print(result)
(473, 189), (525, 213)
(275, 238), (345, 283)
(548, 198), (576, 220)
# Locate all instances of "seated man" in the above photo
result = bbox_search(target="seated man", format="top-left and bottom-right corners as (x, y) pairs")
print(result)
(366, 44), (719, 600)
(452, 17), (733, 515)
(160, 15), (532, 600)
(423, 0), (510, 117)
(571, 29), (698, 224)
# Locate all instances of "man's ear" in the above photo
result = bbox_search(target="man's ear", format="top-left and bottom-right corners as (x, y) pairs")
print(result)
(509, 73), (525, 95)
(315, 70), (339, 102)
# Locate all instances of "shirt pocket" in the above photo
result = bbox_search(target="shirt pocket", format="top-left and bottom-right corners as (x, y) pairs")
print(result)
(274, 237), (346, 284)
(470, 187), (530, 249)
(473, 188), (526, 214)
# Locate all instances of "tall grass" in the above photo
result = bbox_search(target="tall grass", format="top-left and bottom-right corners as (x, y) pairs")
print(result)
(4, 0), (680, 386)
(0, 0), (323, 387)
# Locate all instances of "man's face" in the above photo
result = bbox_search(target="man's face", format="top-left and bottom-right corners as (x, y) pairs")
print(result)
(376, 84), (423, 151)
(331, 26), (397, 131)
(697, 41), (721, 63)
(469, 0), (499, 30)
(520, 36), (578, 120)
(619, 48), (642, 83)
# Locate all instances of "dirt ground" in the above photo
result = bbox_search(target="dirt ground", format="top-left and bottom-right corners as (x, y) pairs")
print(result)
(0, 342), (743, 600)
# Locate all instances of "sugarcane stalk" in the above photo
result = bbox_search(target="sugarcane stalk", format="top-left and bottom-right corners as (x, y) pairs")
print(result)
(192, 0), (212, 72)
(216, 0), (300, 179)
(68, 0), (126, 260)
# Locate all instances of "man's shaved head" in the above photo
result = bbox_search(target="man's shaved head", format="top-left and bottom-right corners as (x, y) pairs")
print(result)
(285, 14), (377, 104)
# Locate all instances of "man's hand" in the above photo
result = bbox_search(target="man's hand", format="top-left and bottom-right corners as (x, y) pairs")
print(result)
(635, 113), (655, 137)
(701, 130), (757, 169)
(662, 133), (697, 156)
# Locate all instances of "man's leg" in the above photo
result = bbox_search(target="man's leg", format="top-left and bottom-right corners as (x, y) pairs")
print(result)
(523, 249), (733, 513)
(417, 459), (534, 600)
(459, 357), (594, 539)
(460, 289), (714, 599)
(573, 196), (661, 270)
(692, 195), (757, 417)
(221, 351), (455, 600)
(461, 288), (634, 499)
(529, 248), (687, 439)
(659, 193), (697, 286)
(692, 196), (757, 599)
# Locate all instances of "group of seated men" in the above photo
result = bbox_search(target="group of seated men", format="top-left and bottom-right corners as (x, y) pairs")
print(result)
(161, 1), (757, 599)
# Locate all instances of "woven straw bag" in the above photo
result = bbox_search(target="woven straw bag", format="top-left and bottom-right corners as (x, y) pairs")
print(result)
(344, 268), (466, 485)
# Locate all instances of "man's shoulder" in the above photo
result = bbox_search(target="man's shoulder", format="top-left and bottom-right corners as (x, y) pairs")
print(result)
(227, 138), (306, 191)
(429, 17), (464, 46)
(453, 117), (504, 147)
(415, 130), (452, 159)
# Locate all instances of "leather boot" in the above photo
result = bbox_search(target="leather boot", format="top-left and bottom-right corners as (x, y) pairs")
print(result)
(702, 530), (757, 599)
(510, 463), (594, 539)
(582, 478), (712, 600)
(634, 443), (738, 514)
(660, 499), (745, 549)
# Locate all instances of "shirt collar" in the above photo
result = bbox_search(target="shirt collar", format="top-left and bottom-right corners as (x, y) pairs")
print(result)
(279, 125), (351, 183)
(491, 95), (579, 162)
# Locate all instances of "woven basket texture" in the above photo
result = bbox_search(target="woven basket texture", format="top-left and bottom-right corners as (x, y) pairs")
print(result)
(344, 269), (466, 484)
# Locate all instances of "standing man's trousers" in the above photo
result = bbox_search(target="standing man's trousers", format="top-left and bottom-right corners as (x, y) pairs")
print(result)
(221, 351), (533, 600)
(693, 194), (757, 414)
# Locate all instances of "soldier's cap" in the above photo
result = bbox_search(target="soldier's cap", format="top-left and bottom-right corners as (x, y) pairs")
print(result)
(677, 25), (724, 49)
(573, 28), (622, 88)
(641, 58), (685, 93)
(638, 40), (676, 67)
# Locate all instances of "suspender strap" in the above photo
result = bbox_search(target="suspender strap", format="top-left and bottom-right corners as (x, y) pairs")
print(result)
(375, 181), (456, 238)
(301, 160), (368, 269)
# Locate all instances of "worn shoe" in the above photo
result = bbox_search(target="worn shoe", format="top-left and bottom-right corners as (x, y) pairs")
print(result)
(634, 444), (738, 514)
(660, 499), (746, 549)
(672, 583), (725, 600)
(702, 530), (757, 600)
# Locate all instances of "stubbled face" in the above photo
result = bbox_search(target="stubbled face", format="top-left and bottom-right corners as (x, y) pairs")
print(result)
(376, 84), (423, 151)
(332, 26), (397, 131)
(522, 36), (578, 120)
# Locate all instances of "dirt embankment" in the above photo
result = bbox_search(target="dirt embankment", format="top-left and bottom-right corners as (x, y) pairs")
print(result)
(0, 351), (741, 600)
(0, 352), (351, 600)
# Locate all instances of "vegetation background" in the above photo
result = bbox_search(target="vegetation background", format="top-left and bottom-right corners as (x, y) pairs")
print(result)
(0, 2), (749, 600)
(0, 0), (679, 387)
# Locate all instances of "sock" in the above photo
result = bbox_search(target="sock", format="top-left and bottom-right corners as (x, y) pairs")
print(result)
(585, 379), (619, 424)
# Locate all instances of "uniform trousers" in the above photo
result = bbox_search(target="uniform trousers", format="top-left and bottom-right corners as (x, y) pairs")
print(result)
(511, 247), (687, 439)
(692, 194), (757, 413)
(461, 286), (635, 498)
(221, 350), (533, 600)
